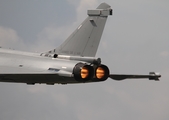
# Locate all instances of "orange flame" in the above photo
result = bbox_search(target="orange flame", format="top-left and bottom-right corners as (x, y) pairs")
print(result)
(81, 67), (89, 79)
(96, 67), (105, 79)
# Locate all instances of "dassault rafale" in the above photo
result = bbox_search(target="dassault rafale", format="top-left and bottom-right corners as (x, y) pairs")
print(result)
(0, 3), (161, 85)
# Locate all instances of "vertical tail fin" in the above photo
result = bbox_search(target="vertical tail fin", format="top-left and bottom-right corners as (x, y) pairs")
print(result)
(44, 3), (112, 57)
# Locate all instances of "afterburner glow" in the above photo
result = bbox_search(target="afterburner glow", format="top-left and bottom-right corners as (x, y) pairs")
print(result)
(81, 67), (89, 79)
(95, 64), (109, 81)
(96, 67), (105, 79)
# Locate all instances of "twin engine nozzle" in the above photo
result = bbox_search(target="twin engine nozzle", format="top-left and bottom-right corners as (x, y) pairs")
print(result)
(73, 63), (110, 82)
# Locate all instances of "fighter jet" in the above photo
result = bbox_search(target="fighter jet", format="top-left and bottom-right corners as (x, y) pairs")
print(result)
(0, 3), (161, 85)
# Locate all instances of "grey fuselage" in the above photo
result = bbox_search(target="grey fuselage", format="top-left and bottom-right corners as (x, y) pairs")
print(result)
(0, 48), (89, 84)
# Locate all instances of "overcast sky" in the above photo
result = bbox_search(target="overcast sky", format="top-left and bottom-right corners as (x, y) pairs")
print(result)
(0, 0), (169, 120)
